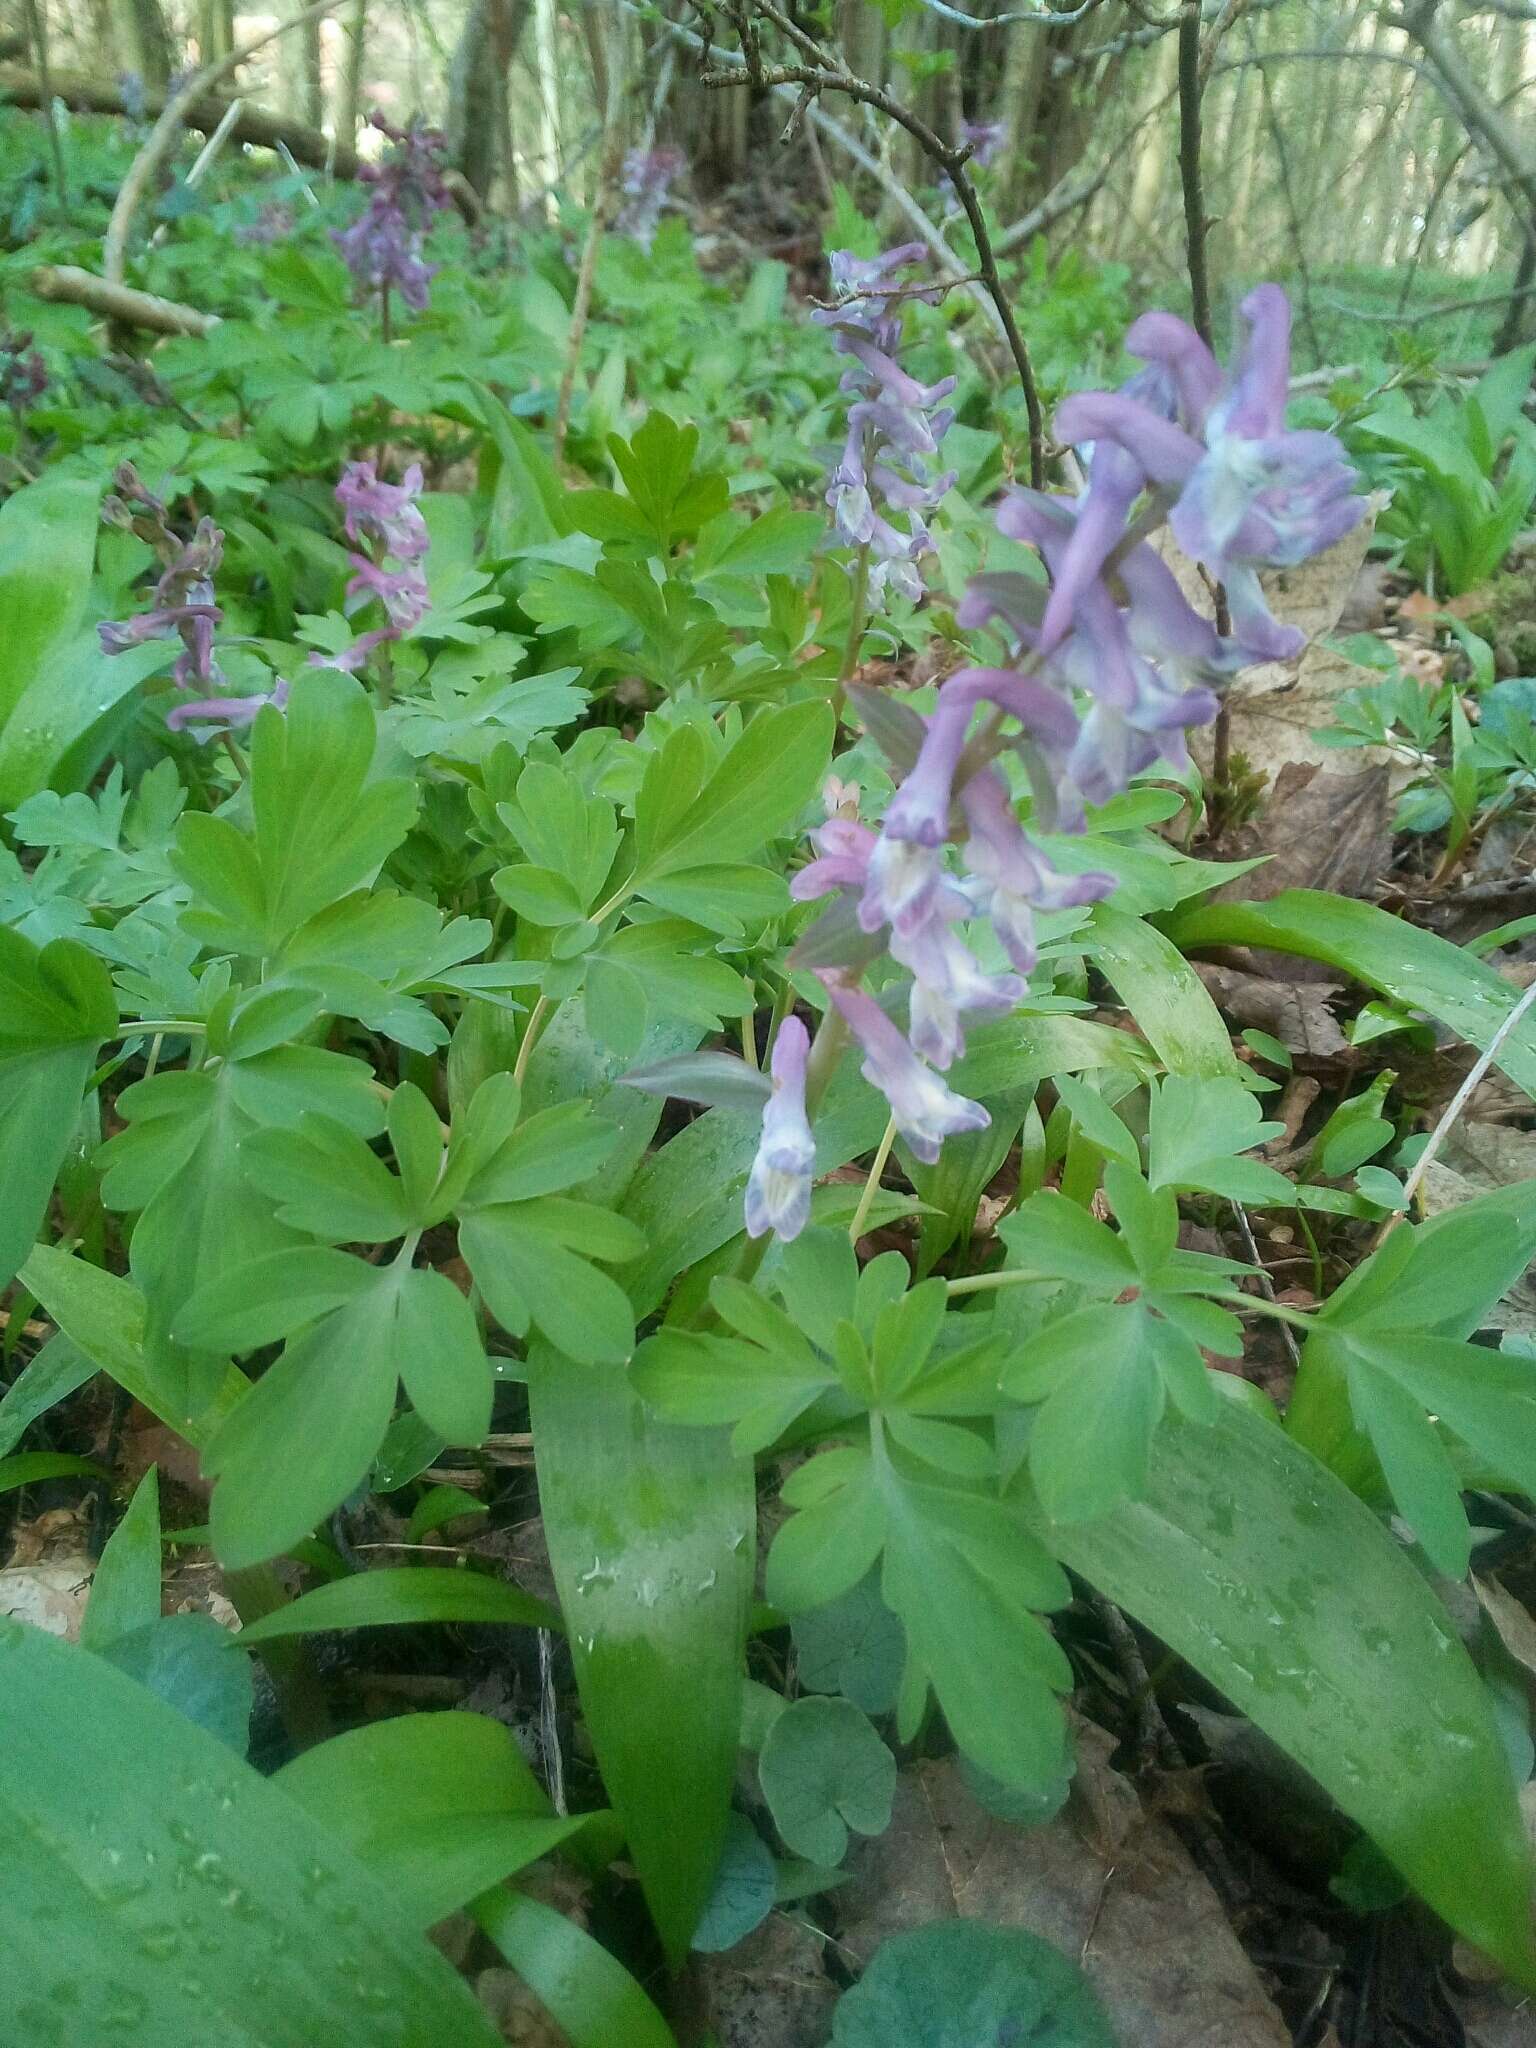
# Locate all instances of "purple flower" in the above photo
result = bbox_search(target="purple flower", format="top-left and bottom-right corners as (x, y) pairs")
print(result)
(316, 461), (431, 676)
(791, 815), (879, 903)
(166, 677), (289, 734)
(1053, 285), (1365, 661)
(616, 147), (685, 250)
(816, 245), (956, 600)
(236, 200), (295, 247)
(888, 914), (1022, 1069)
(744, 1017), (817, 1241)
(959, 769), (1111, 975)
(98, 509), (247, 738)
(823, 980), (989, 1163)
(334, 115), (451, 314)
(960, 119), (1006, 170)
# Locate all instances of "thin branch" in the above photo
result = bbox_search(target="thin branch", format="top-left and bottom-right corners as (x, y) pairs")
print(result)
(103, 0), (349, 285)
(1052, 0), (1287, 71)
(913, 0), (1111, 26)
(29, 264), (221, 336)
(701, 1), (1047, 482)
(1385, 976), (1536, 1240)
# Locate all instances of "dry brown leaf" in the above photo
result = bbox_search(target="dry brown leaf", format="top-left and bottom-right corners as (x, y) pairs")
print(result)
(0, 1556), (92, 1638)
(836, 1730), (1290, 2048)
(1220, 759), (1391, 903)
(1193, 964), (1349, 1059)
(1475, 1578), (1536, 1694)
(685, 1912), (839, 2048)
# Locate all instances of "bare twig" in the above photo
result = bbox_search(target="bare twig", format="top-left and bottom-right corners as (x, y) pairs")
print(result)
(702, 1), (1047, 483)
(1176, 0), (1213, 345)
(915, 0), (1111, 25)
(148, 94), (243, 249)
(103, 0), (349, 285)
(29, 264), (220, 336)
(1322, 280), (1536, 325)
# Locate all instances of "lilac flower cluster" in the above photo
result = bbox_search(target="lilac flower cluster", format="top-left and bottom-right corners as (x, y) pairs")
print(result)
(312, 460), (431, 676)
(335, 114), (452, 314)
(98, 465), (285, 734)
(1, 330), (47, 414)
(815, 246), (957, 602)
(744, 282), (1365, 1243)
(615, 146), (685, 250)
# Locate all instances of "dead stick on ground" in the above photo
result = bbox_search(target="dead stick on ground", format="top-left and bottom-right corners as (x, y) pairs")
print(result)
(30, 265), (220, 337)
(103, 0), (348, 286)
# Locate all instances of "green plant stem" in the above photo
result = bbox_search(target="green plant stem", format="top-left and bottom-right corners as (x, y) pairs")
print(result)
(512, 993), (553, 1086)
(833, 543), (871, 724)
(1213, 1288), (1316, 1332)
(803, 1000), (850, 1117)
(113, 1019), (208, 1040)
(848, 1116), (898, 1245)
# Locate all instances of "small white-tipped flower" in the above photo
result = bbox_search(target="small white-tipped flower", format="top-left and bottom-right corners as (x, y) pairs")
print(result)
(744, 1018), (817, 1243)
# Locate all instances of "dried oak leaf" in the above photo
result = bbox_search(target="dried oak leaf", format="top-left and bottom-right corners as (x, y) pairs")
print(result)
(684, 1911), (840, 2048)
(835, 1729), (1290, 2048)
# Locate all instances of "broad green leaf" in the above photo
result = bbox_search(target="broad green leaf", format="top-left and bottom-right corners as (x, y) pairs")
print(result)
(171, 671), (417, 957)
(80, 1467), (161, 1652)
(1346, 1360), (1471, 1579)
(1166, 892), (1536, 1101)
(1028, 1334), (1165, 1524)
(1090, 905), (1240, 1078)
(18, 1245), (248, 1445)
(1045, 1398), (1536, 1985)
(460, 1204), (638, 1365)
(173, 1246), (377, 1353)
(0, 632), (169, 809)
(691, 1812), (779, 1953)
(0, 1620), (503, 2045)
(791, 1571), (905, 1713)
(758, 1696), (895, 1864)
(529, 1353), (754, 1968)
(1145, 1075), (1291, 1202)
(0, 477), (99, 729)
(100, 1613), (254, 1751)
(831, 1922), (1115, 2047)
(471, 1886), (679, 2048)
(632, 701), (832, 881)
(0, 926), (115, 1288)
(277, 1713), (581, 1929)
(236, 1565), (555, 1643)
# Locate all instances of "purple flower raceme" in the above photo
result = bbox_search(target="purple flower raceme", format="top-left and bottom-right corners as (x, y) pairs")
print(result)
(744, 1017), (817, 1241)
(815, 245), (957, 602)
(335, 114), (452, 314)
(313, 460), (432, 676)
(1051, 283), (1366, 663)
(1, 330), (47, 414)
(615, 146), (685, 250)
(737, 284), (1364, 1246)
(98, 467), (283, 735)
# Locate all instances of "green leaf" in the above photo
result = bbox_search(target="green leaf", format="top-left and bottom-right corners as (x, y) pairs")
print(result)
(791, 1571), (905, 1713)
(1090, 905), (1241, 1078)
(235, 1565), (556, 1644)
(0, 477), (99, 731)
(632, 702), (832, 881)
(1145, 1075), (1291, 1202)
(0, 1619), (503, 2044)
(1045, 1398), (1536, 1986)
(470, 1886), (680, 2048)
(239, 1115), (412, 1243)
(0, 1334), (95, 1459)
(690, 1812), (778, 1954)
(1346, 1360), (1471, 1578)
(276, 1713), (581, 1929)
(758, 1696), (895, 1863)
(995, 1191), (1136, 1293)
(634, 863), (790, 936)
(529, 1353), (754, 1967)
(1027, 1323), (1165, 1523)
(171, 671), (417, 958)
(100, 1613), (254, 1751)
(0, 925), (115, 1288)
(392, 1267), (494, 1446)
(1166, 892), (1536, 1102)
(0, 632), (169, 809)
(460, 1202), (639, 1365)
(174, 1246), (377, 1353)
(831, 1922), (1115, 2047)
(80, 1467), (161, 1652)
(0, 1450), (106, 1492)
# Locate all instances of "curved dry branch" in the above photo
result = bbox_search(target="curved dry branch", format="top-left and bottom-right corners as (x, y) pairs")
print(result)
(103, 0), (349, 285)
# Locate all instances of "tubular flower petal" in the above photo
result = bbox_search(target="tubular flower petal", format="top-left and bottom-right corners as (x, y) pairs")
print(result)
(744, 1017), (816, 1242)
(823, 981), (990, 1164)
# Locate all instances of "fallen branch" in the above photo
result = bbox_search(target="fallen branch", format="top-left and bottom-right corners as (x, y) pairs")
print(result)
(0, 64), (360, 178)
(29, 264), (220, 336)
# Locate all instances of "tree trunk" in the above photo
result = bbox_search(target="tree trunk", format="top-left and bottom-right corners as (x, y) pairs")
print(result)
(339, 0), (366, 141)
(292, 0), (323, 130)
(532, 0), (561, 214)
(114, 0), (172, 87)
(448, 0), (531, 201)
